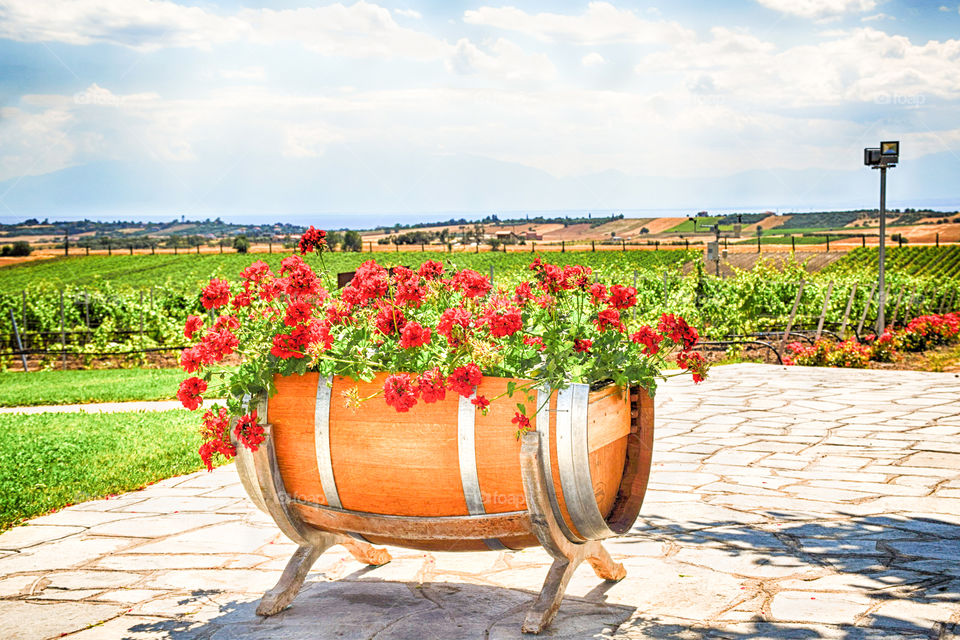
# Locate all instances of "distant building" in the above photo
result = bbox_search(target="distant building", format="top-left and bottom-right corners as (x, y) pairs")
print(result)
(523, 231), (543, 240)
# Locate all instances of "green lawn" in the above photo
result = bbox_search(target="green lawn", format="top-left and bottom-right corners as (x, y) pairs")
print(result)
(0, 368), (187, 407)
(0, 410), (214, 531)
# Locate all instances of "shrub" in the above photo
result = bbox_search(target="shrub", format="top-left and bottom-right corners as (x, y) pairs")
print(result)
(0, 241), (32, 257)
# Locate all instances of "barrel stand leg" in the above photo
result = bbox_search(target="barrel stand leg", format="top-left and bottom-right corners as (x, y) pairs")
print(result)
(519, 432), (625, 634)
(257, 532), (391, 616)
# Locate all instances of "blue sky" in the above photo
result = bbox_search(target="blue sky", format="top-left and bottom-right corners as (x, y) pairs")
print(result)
(0, 0), (958, 223)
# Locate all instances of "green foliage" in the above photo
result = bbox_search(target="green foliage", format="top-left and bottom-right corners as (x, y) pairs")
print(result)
(0, 410), (210, 531)
(824, 246), (960, 279)
(0, 368), (190, 406)
(0, 241), (31, 257)
(233, 235), (250, 253)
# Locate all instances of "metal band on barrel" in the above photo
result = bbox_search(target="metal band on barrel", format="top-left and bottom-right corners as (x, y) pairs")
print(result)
(458, 393), (508, 551)
(556, 384), (614, 541)
(234, 393), (268, 514)
(248, 395), (323, 547)
(536, 385), (583, 543)
(314, 377), (369, 543)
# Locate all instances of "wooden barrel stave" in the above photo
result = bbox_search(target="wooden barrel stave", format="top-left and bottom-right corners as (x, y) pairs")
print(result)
(266, 373), (647, 550)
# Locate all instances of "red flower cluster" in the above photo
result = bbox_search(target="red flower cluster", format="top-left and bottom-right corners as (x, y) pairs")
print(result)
(658, 313), (699, 351)
(399, 321), (431, 349)
(595, 307), (624, 333)
(480, 298), (523, 338)
(437, 307), (474, 347)
(574, 338), (593, 353)
(630, 325), (662, 355)
(234, 411), (265, 451)
(384, 373), (418, 412)
(451, 269), (492, 298)
(297, 226), (327, 255)
(676, 351), (709, 383)
(199, 407), (236, 471)
(177, 376), (207, 410)
(202, 279), (231, 310)
(448, 363), (482, 397)
(529, 258), (592, 293)
(472, 395), (490, 411)
(184, 315), (204, 339)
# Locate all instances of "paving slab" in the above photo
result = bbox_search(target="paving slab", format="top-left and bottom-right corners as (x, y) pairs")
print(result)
(0, 363), (958, 639)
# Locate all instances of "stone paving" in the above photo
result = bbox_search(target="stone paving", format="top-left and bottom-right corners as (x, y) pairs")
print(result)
(1, 363), (959, 639)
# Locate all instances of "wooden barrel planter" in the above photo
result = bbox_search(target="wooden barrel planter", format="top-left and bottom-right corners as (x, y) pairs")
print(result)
(234, 372), (655, 633)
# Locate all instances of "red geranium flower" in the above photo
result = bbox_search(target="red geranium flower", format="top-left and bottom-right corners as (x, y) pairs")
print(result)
(472, 395), (490, 411)
(574, 338), (593, 353)
(447, 363), (482, 397)
(184, 315), (204, 340)
(480, 300), (523, 338)
(450, 269), (492, 299)
(523, 335), (545, 351)
(234, 411), (266, 451)
(595, 307), (624, 333)
(284, 301), (314, 327)
(375, 303), (407, 336)
(418, 260), (444, 280)
(384, 373), (419, 412)
(658, 313), (698, 351)
(608, 285), (637, 309)
(177, 376), (207, 410)
(416, 368), (447, 403)
(630, 325), (662, 355)
(589, 283), (607, 305)
(437, 307), (474, 347)
(512, 411), (531, 430)
(201, 279), (231, 310)
(297, 226), (327, 255)
(399, 321), (431, 349)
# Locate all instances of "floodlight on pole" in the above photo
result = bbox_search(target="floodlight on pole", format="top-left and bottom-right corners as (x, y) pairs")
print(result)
(863, 140), (899, 334)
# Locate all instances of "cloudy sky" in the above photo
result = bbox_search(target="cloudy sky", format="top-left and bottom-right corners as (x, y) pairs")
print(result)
(0, 0), (958, 223)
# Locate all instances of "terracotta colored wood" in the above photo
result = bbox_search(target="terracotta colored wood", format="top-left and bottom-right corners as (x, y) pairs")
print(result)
(605, 388), (655, 534)
(268, 373), (647, 550)
(327, 373), (468, 516)
(268, 372), (325, 504)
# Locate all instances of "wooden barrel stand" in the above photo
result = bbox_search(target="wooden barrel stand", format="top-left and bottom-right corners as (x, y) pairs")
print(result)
(233, 378), (654, 633)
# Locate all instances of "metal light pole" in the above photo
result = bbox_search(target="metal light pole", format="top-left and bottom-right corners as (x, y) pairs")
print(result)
(877, 166), (887, 333)
(864, 141), (898, 334)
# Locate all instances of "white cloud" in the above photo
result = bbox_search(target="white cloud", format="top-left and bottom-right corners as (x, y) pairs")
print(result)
(463, 2), (693, 45)
(0, 0), (447, 59)
(861, 13), (893, 21)
(755, 0), (877, 19)
(394, 8), (422, 19)
(640, 27), (960, 107)
(217, 66), (267, 82)
(447, 38), (556, 83)
(581, 52), (605, 67)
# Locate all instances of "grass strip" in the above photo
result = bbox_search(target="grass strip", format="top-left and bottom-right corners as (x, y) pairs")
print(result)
(0, 409), (212, 531)
(0, 368), (187, 407)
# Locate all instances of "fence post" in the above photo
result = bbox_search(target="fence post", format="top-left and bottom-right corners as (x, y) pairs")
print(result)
(489, 265), (494, 286)
(857, 281), (877, 336)
(621, 239), (625, 252)
(9, 310), (28, 372)
(757, 235), (761, 253)
(815, 281), (834, 340)
(60, 290), (66, 370)
(592, 240), (595, 252)
(826, 236), (830, 252)
(936, 233), (939, 248)
(839, 283), (857, 337)
(791, 236), (795, 253)
(685, 239), (689, 250)
(889, 287), (906, 329)
(779, 281), (805, 355)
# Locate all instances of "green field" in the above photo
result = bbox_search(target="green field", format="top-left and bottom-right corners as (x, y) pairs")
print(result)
(0, 368), (189, 406)
(0, 410), (211, 530)
(0, 249), (696, 293)
(823, 246), (960, 280)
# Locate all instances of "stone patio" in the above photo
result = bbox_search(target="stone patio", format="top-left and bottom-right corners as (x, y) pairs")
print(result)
(1, 363), (959, 639)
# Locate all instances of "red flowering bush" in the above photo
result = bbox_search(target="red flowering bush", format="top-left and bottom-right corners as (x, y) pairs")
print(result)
(784, 339), (869, 368)
(180, 231), (708, 469)
(899, 313), (960, 351)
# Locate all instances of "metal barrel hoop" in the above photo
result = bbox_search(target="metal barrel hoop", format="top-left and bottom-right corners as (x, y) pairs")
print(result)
(535, 385), (584, 543)
(458, 392), (509, 550)
(314, 376), (372, 544)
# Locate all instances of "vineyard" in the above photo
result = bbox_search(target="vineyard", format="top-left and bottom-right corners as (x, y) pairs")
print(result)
(1, 246), (958, 370)
(823, 245), (960, 279)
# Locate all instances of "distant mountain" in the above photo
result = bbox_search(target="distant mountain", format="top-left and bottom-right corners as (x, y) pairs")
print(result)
(0, 146), (956, 222)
